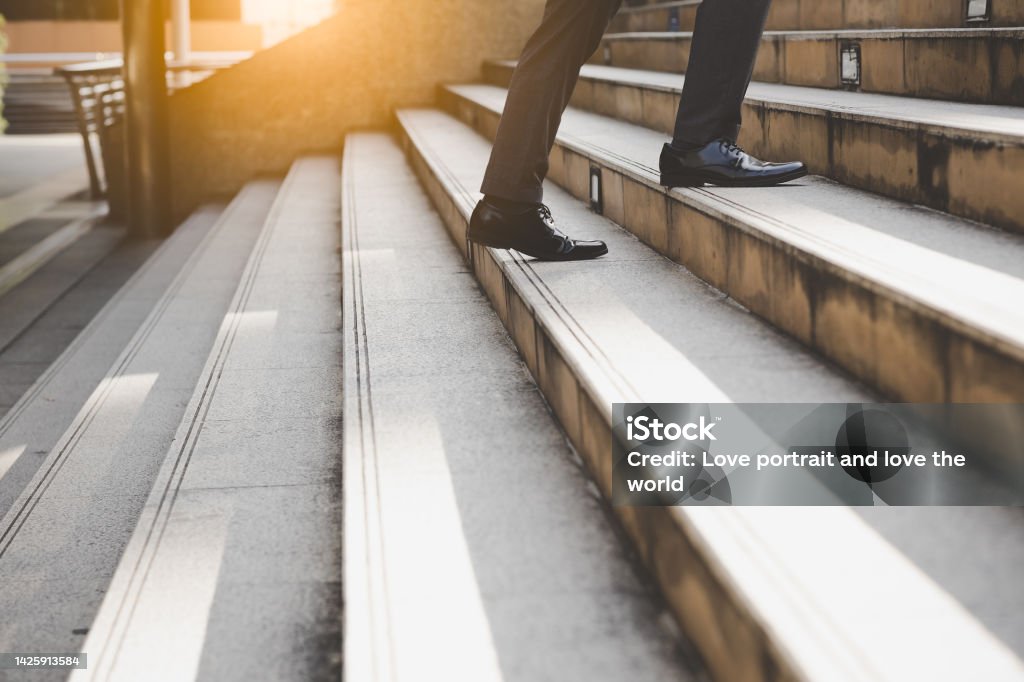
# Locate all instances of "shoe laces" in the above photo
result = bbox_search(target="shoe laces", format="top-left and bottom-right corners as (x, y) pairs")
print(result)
(537, 204), (570, 244)
(719, 139), (746, 156)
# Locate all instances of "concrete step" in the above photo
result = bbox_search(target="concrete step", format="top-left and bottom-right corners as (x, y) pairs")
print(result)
(342, 133), (702, 682)
(440, 84), (1024, 417)
(0, 164), (92, 235)
(483, 60), (1024, 234)
(395, 106), (1024, 682)
(0, 205), (222, 520)
(0, 205), (109, 300)
(0, 218), (122, 361)
(72, 158), (343, 682)
(0, 179), (278, 667)
(0, 236), (159, 420)
(611, 0), (1024, 32)
(598, 28), (1024, 105)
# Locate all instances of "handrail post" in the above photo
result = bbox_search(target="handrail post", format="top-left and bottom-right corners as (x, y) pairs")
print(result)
(121, 0), (172, 238)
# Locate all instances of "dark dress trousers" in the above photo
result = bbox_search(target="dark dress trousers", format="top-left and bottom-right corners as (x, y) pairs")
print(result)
(480, 0), (773, 204)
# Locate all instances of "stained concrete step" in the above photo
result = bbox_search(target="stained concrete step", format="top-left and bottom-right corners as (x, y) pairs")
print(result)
(0, 179), (278, 672)
(0, 204), (223, 520)
(342, 133), (702, 682)
(440, 84), (1024, 420)
(395, 106), (1024, 682)
(610, 0), (1024, 32)
(598, 28), (1024, 105)
(484, 60), (1024, 234)
(72, 158), (343, 682)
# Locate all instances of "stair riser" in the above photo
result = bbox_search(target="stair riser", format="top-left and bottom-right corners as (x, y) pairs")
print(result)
(440, 89), (1024, 410)
(598, 33), (1024, 106)
(397, 125), (802, 682)
(484, 62), (1024, 235)
(610, 3), (699, 33)
(611, 0), (1024, 32)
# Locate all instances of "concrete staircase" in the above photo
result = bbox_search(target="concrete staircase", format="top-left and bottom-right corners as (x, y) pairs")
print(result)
(0, 3), (1020, 682)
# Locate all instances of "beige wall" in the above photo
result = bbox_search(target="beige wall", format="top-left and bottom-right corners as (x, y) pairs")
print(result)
(3, 20), (262, 53)
(167, 0), (544, 219)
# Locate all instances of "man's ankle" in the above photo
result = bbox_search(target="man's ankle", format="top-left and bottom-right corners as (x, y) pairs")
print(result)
(484, 194), (539, 214)
(669, 138), (705, 153)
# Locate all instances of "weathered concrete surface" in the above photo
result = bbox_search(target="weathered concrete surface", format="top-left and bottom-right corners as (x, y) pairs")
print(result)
(599, 28), (1024, 106)
(0, 222), (122, 359)
(0, 205), (220, 518)
(442, 83), (1024, 417)
(73, 158), (343, 682)
(168, 0), (544, 221)
(611, 0), (1024, 32)
(0, 182), (276, 681)
(483, 60), (1024, 234)
(343, 132), (700, 682)
(396, 106), (1024, 682)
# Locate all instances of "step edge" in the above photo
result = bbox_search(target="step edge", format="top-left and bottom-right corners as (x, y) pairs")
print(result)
(443, 84), (1024, 367)
(0, 179), (280, 560)
(66, 164), (318, 681)
(484, 60), (1024, 144)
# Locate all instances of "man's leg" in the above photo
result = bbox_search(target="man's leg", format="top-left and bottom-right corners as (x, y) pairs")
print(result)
(672, 0), (772, 147)
(659, 0), (807, 187)
(468, 0), (618, 261)
(480, 0), (622, 205)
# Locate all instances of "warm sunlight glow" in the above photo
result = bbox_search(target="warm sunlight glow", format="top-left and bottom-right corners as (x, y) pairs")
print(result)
(241, 0), (338, 46)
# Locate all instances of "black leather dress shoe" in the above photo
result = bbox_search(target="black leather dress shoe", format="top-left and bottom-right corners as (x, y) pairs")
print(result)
(468, 201), (608, 261)
(659, 138), (807, 188)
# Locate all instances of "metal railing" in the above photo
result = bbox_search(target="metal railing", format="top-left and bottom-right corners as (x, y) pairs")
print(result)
(54, 54), (249, 200)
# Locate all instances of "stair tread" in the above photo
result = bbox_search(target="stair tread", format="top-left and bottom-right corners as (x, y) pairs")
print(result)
(0, 218), (121, 356)
(401, 111), (867, 402)
(0, 180), (278, 659)
(396, 106), (1024, 681)
(609, 26), (1024, 38)
(342, 133), (699, 682)
(445, 83), (1024, 358)
(75, 159), (344, 682)
(494, 60), (1024, 141)
(0, 205), (221, 519)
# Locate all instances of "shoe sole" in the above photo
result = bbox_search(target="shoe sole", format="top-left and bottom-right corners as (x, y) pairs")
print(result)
(660, 167), (809, 188)
(468, 230), (609, 262)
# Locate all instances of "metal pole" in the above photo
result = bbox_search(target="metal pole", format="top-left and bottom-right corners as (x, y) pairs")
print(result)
(121, 0), (172, 238)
